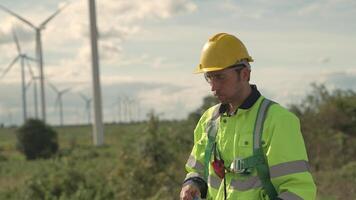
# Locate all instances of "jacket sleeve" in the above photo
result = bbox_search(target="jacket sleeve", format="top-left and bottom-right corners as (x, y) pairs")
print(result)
(183, 110), (210, 198)
(265, 108), (317, 200)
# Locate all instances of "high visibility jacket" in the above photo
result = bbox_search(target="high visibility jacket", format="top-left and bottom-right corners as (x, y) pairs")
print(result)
(184, 94), (317, 200)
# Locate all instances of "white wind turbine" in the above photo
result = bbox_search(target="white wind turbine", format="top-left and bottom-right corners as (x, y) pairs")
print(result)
(48, 82), (71, 126)
(116, 96), (122, 123)
(0, 3), (69, 122)
(0, 30), (36, 123)
(25, 59), (40, 119)
(79, 93), (92, 125)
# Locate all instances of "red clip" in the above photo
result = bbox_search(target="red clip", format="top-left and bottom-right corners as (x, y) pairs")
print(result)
(211, 159), (225, 179)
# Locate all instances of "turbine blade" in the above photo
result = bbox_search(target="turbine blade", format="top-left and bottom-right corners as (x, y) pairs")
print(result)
(25, 58), (35, 77)
(79, 93), (87, 101)
(12, 29), (21, 54)
(0, 5), (36, 29)
(23, 55), (37, 62)
(0, 56), (20, 79)
(62, 88), (71, 94)
(39, 2), (69, 29)
(47, 82), (59, 93)
(25, 79), (33, 90)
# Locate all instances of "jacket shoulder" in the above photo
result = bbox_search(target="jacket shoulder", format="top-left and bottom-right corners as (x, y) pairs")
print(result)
(268, 101), (300, 123)
(198, 104), (221, 124)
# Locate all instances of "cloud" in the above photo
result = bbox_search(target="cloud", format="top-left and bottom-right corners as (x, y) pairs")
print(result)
(219, 0), (356, 32)
(321, 70), (356, 90)
(318, 57), (331, 64)
(297, 0), (356, 18)
(1, 0), (197, 64)
(0, 17), (32, 44)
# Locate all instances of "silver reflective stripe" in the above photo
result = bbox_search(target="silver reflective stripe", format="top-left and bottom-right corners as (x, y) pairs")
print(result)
(278, 191), (303, 200)
(186, 155), (204, 171)
(253, 99), (272, 149)
(230, 160), (310, 191)
(270, 160), (310, 178)
(212, 104), (221, 121)
(206, 105), (221, 138)
(208, 175), (222, 189)
(184, 172), (204, 181)
(206, 120), (218, 138)
(230, 176), (261, 191)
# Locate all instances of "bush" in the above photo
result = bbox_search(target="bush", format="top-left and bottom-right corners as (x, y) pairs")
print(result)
(16, 119), (59, 160)
(16, 161), (115, 200)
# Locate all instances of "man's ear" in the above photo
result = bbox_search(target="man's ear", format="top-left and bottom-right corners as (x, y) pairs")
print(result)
(241, 68), (251, 82)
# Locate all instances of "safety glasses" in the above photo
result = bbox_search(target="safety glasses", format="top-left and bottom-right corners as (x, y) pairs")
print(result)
(204, 64), (246, 84)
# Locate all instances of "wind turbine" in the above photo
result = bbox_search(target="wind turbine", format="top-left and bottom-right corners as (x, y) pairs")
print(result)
(48, 82), (71, 126)
(79, 93), (92, 125)
(0, 3), (69, 122)
(0, 30), (36, 123)
(121, 96), (129, 123)
(25, 59), (40, 119)
(117, 96), (122, 123)
(111, 96), (122, 123)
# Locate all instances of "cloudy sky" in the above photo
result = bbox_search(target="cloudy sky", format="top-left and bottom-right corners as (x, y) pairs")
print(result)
(0, 0), (355, 126)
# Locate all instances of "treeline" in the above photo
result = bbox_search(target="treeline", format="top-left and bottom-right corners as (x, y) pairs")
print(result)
(289, 83), (356, 171)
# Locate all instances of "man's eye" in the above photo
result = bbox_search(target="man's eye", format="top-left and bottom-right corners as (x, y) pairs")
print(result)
(216, 74), (225, 80)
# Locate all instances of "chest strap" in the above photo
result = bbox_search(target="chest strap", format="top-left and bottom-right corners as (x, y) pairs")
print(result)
(230, 98), (277, 199)
(204, 104), (221, 180)
(204, 99), (277, 199)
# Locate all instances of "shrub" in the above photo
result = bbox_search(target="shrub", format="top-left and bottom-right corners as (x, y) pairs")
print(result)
(18, 162), (115, 200)
(16, 119), (59, 160)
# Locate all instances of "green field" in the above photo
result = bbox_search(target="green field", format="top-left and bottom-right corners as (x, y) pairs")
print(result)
(1, 85), (356, 199)
(0, 120), (195, 200)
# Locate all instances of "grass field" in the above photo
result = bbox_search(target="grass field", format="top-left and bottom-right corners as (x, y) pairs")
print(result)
(0, 120), (194, 199)
(0, 121), (355, 199)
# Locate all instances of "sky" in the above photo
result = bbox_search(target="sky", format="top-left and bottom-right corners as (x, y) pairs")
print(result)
(0, 0), (355, 126)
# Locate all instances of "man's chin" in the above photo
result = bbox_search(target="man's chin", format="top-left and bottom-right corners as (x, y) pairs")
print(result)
(217, 96), (227, 103)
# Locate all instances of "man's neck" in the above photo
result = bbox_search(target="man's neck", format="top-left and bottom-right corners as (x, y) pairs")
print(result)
(228, 85), (252, 113)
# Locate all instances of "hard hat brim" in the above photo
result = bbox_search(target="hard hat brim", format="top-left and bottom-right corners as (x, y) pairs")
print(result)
(193, 66), (226, 74)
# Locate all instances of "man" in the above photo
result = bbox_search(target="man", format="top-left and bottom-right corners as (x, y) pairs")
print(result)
(180, 33), (316, 200)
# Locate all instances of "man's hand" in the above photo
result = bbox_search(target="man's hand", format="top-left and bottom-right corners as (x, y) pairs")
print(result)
(180, 183), (201, 200)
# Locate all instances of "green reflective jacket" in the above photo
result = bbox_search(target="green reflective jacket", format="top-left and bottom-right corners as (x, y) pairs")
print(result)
(184, 96), (317, 200)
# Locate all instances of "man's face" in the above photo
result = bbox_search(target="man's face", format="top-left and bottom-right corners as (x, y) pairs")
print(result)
(205, 67), (248, 104)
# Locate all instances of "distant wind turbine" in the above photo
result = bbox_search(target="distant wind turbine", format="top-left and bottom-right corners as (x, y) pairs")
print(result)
(79, 93), (92, 125)
(117, 96), (123, 123)
(25, 59), (40, 119)
(0, 30), (36, 123)
(0, 3), (69, 122)
(48, 82), (71, 126)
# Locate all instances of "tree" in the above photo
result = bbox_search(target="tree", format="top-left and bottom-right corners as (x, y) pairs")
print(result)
(188, 96), (218, 124)
(288, 83), (356, 171)
(16, 119), (59, 160)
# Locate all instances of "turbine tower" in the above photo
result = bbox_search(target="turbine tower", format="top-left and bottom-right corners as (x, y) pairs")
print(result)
(88, 0), (104, 146)
(48, 82), (71, 126)
(0, 30), (36, 123)
(0, 3), (69, 122)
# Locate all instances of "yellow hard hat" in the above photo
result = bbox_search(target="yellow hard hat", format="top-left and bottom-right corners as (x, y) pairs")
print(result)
(194, 33), (253, 73)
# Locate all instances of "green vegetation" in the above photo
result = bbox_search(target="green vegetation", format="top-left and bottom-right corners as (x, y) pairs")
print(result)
(16, 119), (59, 160)
(288, 84), (356, 199)
(0, 84), (355, 199)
